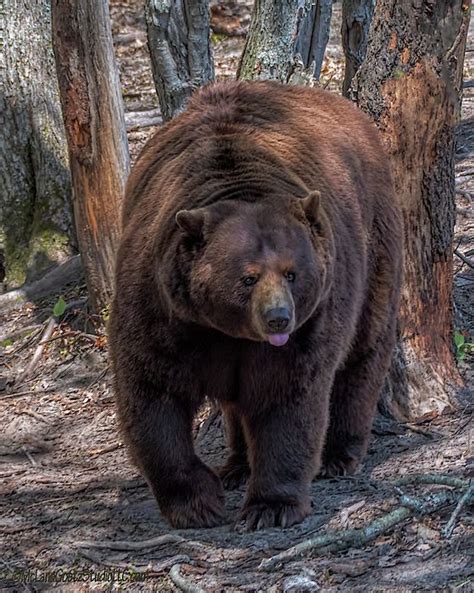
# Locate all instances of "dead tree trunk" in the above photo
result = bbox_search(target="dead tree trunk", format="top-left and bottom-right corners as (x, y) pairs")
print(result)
(52, 0), (130, 313)
(341, 0), (375, 96)
(238, 0), (306, 82)
(294, 0), (333, 81)
(238, 0), (333, 84)
(354, 1), (471, 420)
(0, 0), (74, 288)
(145, 0), (214, 122)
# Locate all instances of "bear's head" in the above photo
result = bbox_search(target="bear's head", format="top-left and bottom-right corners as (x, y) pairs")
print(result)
(167, 193), (333, 347)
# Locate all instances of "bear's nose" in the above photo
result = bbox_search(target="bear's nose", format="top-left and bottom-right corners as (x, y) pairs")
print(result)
(264, 307), (291, 332)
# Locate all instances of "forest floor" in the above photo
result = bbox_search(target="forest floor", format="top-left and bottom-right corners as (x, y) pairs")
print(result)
(0, 2), (473, 591)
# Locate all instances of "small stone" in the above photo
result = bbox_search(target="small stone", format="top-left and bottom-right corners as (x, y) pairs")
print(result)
(282, 575), (320, 592)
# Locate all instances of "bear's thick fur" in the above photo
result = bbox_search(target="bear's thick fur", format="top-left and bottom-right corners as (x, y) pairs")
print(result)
(109, 81), (403, 530)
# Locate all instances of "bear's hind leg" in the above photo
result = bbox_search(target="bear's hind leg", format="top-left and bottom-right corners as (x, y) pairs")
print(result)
(217, 404), (250, 490)
(321, 318), (397, 478)
(119, 386), (225, 528)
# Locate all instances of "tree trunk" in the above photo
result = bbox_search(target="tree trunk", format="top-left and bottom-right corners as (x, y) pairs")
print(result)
(341, 0), (375, 96)
(52, 0), (130, 313)
(294, 0), (333, 81)
(237, 0), (306, 82)
(0, 0), (74, 288)
(353, 1), (471, 420)
(145, 0), (214, 122)
(238, 0), (333, 85)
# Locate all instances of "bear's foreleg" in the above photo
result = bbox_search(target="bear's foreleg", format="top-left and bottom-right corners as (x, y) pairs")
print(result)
(239, 385), (330, 530)
(119, 388), (225, 528)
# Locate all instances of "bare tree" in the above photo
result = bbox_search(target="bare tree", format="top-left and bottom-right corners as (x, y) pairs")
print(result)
(341, 0), (375, 96)
(0, 0), (74, 288)
(354, 0), (471, 420)
(295, 0), (333, 81)
(145, 0), (214, 122)
(238, 0), (333, 84)
(52, 0), (130, 313)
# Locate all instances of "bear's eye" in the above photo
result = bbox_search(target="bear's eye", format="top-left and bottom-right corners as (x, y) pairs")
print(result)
(285, 271), (296, 282)
(243, 275), (258, 287)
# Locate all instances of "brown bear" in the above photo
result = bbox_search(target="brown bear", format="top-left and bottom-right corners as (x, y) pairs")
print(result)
(109, 80), (403, 531)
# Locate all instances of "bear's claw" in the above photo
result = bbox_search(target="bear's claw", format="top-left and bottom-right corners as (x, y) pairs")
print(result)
(161, 466), (226, 528)
(237, 498), (311, 531)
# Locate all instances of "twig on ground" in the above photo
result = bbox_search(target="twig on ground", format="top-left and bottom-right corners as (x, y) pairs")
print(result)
(38, 330), (98, 345)
(0, 468), (27, 479)
(322, 72), (336, 89)
(6, 326), (44, 356)
(396, 490), (454, 513)
(258, 489), (457, 571)
(77, 549), (191, 575)
(442, 483), (474, 538)
(403, 423), (437, 438)
(90, 443), (122, 456)
(455, 249), (474, 269)
(0, 389), (55, 400)
(18, 298), (88, 382)
(0, 324), (42, 344)
(19, 410), (50, 423)
(395, 474), (468, 489)
(169, 563), (205, 593)
(86, 366), (108, 390)
(20, 317), (58, 380)
(22, 447), (37, 467)
(456, 189), (474, 200)
(75, 533), (184, 551)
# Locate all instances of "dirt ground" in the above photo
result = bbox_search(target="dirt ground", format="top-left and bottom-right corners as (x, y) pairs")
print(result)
(0, 2), (473, 591)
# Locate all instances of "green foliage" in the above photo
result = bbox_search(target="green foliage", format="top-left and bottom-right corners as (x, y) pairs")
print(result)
(1, 338), (13, 348)
(393, 69), (405, 79)
(53, 296), (67, 318)
(454, 331), (474, 361)
(101, 304), (110, 324)
(211, 33), (227, 43)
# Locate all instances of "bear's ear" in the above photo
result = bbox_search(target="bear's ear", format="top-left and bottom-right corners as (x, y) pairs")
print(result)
(301, 190), (321, 222)
(176, 209), (206, 238)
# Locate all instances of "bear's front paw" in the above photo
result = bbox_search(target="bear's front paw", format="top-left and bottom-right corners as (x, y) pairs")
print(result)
(161, 465), (226, 528)
(216, 455), (250, 490)
(238, 497), (311, 531)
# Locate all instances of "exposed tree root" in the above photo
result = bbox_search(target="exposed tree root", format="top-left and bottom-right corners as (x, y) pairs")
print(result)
(395, 474), (468, 489)
(442, 483), (474, 538)
(169, 563), (205, 593)
(454, 249), (474, 269)
(21, 317), (58, 381)
(75, 533), (184, 551)
(0, 255), (83, 311)
(259, 488), (460, 571)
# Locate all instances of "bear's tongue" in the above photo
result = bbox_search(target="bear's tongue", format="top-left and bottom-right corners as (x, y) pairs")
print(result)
(267, 333), (290, 347)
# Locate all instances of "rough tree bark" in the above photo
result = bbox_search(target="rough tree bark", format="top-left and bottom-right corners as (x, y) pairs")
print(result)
(295, 0), (333, 81)
(238, 0), (307, 82)
(353, 1), (471, 420)
(341, 0), (375, 96)
(238, 0), (333, 84)
(145, 0), (214, 122)
(52, 0), (130, 313)
(0, 0), (74, 288)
